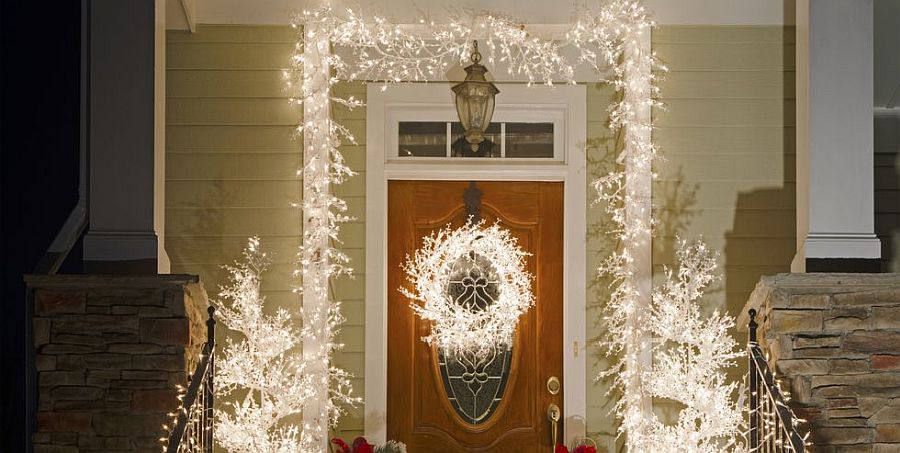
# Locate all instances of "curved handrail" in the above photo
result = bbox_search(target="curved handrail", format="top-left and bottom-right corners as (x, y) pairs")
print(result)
(748, 309), (805, 452)
(167, 306), (216, 453)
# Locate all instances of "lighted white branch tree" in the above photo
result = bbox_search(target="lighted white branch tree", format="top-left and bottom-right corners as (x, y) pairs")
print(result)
(643, 239), (742, 451)
(215, 238), (359, 452)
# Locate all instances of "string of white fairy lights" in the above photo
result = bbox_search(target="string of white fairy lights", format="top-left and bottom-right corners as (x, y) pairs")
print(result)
(282, 1), (742, 451)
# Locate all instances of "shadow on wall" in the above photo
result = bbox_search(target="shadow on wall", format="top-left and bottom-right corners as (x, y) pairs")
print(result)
(165, 180), (226, 274)
(652, 167), (699, 262)
(725, 25), (796, 337)
(723, 119), (796, 299)
(875, 115), (900, 271)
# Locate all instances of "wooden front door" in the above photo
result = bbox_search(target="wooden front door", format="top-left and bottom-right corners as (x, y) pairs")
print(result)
(387, 180), (564, 452)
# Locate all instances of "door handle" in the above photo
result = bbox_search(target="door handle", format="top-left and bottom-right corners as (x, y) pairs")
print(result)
(547, 403), (561, 449)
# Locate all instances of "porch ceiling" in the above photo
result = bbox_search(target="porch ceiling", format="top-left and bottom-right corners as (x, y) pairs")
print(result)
(170, 0), (792, 27)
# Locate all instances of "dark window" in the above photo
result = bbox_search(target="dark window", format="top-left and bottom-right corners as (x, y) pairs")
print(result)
(397, 121), (555, 158)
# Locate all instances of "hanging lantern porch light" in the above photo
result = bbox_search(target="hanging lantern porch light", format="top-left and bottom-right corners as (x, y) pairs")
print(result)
(452, 41), (500, 152)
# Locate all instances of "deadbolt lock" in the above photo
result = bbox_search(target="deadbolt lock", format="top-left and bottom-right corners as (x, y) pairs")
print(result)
(547, 376), (560, 395)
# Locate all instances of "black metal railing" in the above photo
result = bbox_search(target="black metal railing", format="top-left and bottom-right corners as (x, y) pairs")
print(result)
(167, 306), (216, 453)
(748, 309), (806, 452)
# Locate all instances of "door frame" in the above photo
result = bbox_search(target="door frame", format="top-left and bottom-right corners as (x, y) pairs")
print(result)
(365, 83), (587, 444)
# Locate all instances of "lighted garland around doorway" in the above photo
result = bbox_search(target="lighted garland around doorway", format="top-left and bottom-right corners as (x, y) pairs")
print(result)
(283, 0), (663, 448)
(274, 0), (745, 451)
(401, 221), (534, 359)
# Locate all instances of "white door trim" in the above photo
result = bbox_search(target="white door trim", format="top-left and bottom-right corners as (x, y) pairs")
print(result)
(364, 83), (587, 444)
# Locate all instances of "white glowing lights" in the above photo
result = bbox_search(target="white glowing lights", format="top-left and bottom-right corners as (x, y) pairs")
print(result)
(286, 17), (359, 450)
(289, 8), (575, 88)
(643, 239), (743, 451)
(214, 238), (361, 452)
(587, 2), (666, 450)
(402, 221), (534, 358)
(281, 1), (742, 451)
(588, 2), (743, 449)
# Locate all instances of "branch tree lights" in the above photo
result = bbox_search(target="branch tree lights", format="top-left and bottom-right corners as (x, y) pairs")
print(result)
(214, 238), (361, 452)
(278, 1), (742, 451)
(643, 239), (743, 451)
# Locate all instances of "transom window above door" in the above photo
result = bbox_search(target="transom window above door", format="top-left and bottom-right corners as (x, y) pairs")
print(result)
(398, 121), (554, 159)
(384, 101), (567, 163)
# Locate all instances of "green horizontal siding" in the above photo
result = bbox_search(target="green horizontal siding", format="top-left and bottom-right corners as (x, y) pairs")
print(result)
(649, 24), (796, 407)
(875, 116), (900, 271)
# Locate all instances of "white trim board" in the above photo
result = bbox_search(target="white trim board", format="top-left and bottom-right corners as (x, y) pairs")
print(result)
(364, 83), (588, 444)
(804, 233), (882, 259)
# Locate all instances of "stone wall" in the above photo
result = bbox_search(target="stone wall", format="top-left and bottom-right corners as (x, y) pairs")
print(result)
(741, 273), (900, 452)
(27, 274), (209, 453)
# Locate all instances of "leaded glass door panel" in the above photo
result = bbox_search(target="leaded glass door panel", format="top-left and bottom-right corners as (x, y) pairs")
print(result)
(387, 180), (564, 452)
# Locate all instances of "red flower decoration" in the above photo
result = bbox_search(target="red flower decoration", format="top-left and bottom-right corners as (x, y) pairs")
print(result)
(331, 438), (351, 453)
(573, 446), (597, 453)
(351, 437), (375, 453)
(555, 445), (569, 453)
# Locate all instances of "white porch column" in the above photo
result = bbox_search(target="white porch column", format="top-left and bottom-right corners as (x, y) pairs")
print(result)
(793, 0), (880, 272)
(82, 0), (169, 274)
(301, 23), (332, 452)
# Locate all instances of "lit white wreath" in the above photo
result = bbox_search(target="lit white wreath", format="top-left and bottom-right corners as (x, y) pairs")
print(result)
(402, 221), (534, 358)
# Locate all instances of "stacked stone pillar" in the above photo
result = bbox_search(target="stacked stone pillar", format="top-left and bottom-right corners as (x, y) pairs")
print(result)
(742, 273), (900, 452)
(27, 275), (208, 453)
